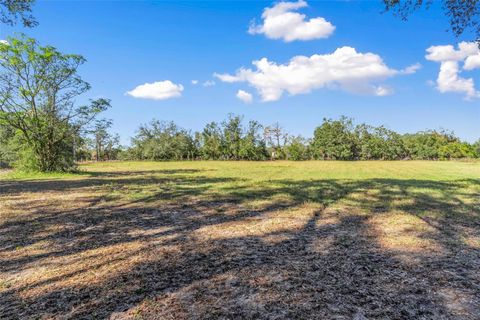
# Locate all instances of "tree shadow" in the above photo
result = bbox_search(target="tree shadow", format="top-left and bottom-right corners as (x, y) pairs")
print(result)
(81, 168), (213, 178)
(0, 172), (479, 319)
(0, 168), (213, 195)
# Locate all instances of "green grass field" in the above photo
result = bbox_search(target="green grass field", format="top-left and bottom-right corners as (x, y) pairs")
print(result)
(1, 161), (479, 319)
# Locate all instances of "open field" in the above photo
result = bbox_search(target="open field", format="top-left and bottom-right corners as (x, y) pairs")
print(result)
(1, 161), (479, 319)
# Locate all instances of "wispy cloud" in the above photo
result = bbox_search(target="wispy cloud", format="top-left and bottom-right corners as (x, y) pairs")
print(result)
(203, 80), (216, 87)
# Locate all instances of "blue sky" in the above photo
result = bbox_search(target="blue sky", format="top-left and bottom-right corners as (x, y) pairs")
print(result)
(1, 0), (479, 144)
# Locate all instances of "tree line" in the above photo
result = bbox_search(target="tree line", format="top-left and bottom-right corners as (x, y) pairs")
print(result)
(117, 115), (480, 162)
(0, 35), (479, 172)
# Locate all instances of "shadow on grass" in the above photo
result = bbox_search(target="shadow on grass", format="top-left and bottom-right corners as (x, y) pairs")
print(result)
(0, 169), (215, 195)
(81, 168), (213, 178)
(0, 171), (479, 319)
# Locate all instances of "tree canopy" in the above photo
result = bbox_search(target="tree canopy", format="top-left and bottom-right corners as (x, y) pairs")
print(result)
(0, 35), (110, 171)
(384, 0), (480, 43)
(0, 0), (37, 27)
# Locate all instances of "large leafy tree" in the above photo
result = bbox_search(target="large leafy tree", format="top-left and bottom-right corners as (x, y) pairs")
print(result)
(311, 117), (358, 160)
(0, 36), (110, 171)
(0, 0), (37, 27)
(355, 124), (406, 160)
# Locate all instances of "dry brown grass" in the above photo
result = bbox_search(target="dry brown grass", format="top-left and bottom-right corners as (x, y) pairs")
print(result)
(0, 161), (479, 319)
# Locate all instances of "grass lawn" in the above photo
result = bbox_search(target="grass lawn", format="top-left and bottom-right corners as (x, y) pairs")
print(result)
(1, 161), (479, 319)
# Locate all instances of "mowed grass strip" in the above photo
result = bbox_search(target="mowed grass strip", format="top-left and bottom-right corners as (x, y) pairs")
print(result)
(0, 161), (479, 319)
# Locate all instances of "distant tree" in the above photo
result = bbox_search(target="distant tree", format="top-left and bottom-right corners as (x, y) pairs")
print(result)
(199, 121), (224, 160)
(222, 114), (243, 160)
(355, 124), (405, 160)
(439, 141), (476, 159)
(264, 122), (288, 159)
(284, 135), (310, 160)
(474, 139), (480, 157)
(311, 117), (358, 160)
(0, 36), (110, 171)
(131, 120), (196, 161)
(1, 0), (37, 27)
(174, 128), (197, 160)
(402, 129), (466, 159)
(384, 0), (480, 43)
(89, 119), (121, 161)
(239, 120), (268, 160)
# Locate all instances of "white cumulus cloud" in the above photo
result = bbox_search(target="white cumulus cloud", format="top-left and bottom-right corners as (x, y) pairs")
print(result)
(236, 90), (253, 104)
(126, 80), (183, 100)
(426, 42), (480, 99)
(215, 46), (417, 101)
(248, 0), (335, 42)
(464, 55), (480, 71)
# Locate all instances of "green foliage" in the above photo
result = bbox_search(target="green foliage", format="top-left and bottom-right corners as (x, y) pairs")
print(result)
(199, 121), (223, 160)
(355, 124), (406, 160)
(0, 35), (109, 172)
(130, 120), (196, 161)
(263, 122), (288, 160)
(0, 0), (37, 27)
(402, 130), (472, 160)
(122, 115), (477, 162)
(0, 117), (18, 167)
(384, 0), (480, 44)
(285, 136), (310, 160)
(439, 141), (477, 159)
(89, 119), (121, 161)
(311, 116), (357, 160)
(222, 114), (243, 160)
(309, 118), (474, 161)
(195, 115), (268, 160)
(473, 140), (480, 158)
(127, 115), (270, 161)
(239, 120), (268, 160)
